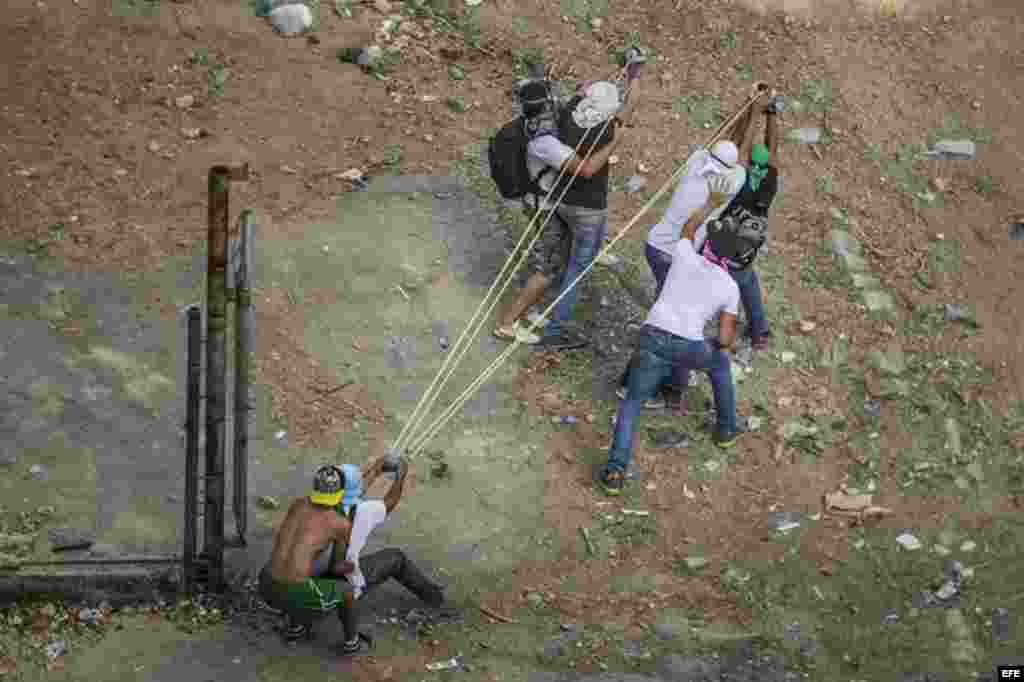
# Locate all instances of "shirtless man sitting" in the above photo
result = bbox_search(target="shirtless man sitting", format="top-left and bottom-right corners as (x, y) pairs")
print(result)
(258, 462), (448, 656)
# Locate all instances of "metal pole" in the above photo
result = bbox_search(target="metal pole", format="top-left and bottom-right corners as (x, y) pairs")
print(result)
(184, 305), (202, 593)
(232, 209), (255, 547)
(202, 164), (249, 592)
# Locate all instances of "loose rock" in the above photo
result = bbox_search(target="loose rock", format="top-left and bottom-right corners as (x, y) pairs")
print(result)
(175, 94), (195, 109)
(896, 533), (923, 551)
(269, 4), (313, 36)
(923, 140), (975, 161)
(29, 464), (47, 480)
(624, 176), (646, 193)
(1010, 221), (1024, 241)
(786, 127), (821, 144)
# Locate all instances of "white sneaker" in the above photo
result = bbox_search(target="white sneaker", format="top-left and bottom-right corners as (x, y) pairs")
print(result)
(525, 311), (547, 327)
(512, 321), (542, 345)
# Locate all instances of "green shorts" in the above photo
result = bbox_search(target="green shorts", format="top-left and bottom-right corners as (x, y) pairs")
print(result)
(258, 565), (351, 615)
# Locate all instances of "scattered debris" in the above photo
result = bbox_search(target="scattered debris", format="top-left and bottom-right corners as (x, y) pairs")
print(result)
(256, 495), (280, 510)
(922, 140), (975, 161)
(824, 490), (893, 522)
(426, 657), (462, 671)
(767, 511), (802, 532)
(175, 94), (196, 109)
(896, 533), (923, 551)
(48, 528), (95, 551)
(579, 527), (596, 556)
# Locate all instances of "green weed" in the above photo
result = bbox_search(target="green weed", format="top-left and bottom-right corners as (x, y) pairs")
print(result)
(673, 95), (721, 129)
(926, 112), (992, 146)
(111, 0), (159, 17)
(559, 0), (608, 32)
(798, 79), (833, 113)
(382, 144), (403, 167)
(815, 175), (833, 195)
(511, 47), (545, 78)
(974, 174), (994, 195)
(718, 31), (737, 50)
(206, 64), (228, 98)
(510, 16), (528, 35)
(734, 63), (753, 80)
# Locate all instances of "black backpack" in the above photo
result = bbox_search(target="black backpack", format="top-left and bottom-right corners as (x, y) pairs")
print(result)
(488, 117), (558, 200)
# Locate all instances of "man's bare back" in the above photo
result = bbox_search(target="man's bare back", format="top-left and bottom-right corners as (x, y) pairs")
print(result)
(269, 497), (352, 584)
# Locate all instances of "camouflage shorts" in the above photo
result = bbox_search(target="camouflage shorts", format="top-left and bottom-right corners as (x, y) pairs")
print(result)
(519, 206), (572, 280)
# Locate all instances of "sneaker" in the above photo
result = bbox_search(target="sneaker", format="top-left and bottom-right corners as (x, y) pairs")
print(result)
(534, 329), (588, 351)
(712, 430), (738, 449)
(525, 311), (547, 327)
(337, 632), (374, 657)
(512, 321), (542, 345)
(283, 620), (312, 642)
(600, 469), (625, 496)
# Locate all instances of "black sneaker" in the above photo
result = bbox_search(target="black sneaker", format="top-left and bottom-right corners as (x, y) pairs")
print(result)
(338, 632), (374, 657)
(534, 329), (588, 351)
(283, 620), (312, 642)
(600, 469), (625, 496)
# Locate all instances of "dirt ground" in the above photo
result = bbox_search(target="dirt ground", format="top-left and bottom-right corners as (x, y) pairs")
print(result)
(1, 0), (1023, 678)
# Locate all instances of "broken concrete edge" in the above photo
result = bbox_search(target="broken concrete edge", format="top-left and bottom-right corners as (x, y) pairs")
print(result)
(0, 565), (182, 607)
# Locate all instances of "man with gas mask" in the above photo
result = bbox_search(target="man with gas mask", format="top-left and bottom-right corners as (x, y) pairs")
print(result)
(492, 55), (643, 351)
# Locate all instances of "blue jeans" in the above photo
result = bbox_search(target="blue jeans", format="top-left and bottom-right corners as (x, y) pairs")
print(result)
(606, 326), (737, 474)
(618, 244), (680, 395)
(543, 204), (607, 338)
(731, 267), (768, 339)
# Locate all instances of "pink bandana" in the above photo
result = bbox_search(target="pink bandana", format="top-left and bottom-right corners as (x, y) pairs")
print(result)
(701, 241), (731, 271)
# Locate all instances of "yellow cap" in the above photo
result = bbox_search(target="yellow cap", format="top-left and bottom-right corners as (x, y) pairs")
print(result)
(309, 490), (342, 507)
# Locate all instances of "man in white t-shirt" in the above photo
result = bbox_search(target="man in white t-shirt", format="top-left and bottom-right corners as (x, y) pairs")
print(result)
(600, 196), (742, 495)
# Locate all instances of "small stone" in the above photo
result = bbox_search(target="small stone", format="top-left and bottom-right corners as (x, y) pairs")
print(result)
(608, 155), (620, 165)
(896, 533), (922, 551)
(269, 4), (314, 36)
(147, 140), (162, 153)
(684, 556), (707, 571)
(181, 127), (203, 140)
(924, 140), (975, 161)
(624, 176), (646, 193)
(931, 177), (948, 192)
(45, 640), (66, 661)
(933, 544), (951, 556)
(175, 94), (195, 109)
(1009, 221), (1024, 241)
(257, 495), (280, 510)
(589, 17), (603, 29)
(959, 540), (976, 553)
(637, 162), (649, 173)
(799, 320), (816, 333)
(971, 100), (981, 110)
(48, 527), (96, 551)
(786, 127), (821, 144)
(29, 464), (47, 480)
(779, 351), (796, 363)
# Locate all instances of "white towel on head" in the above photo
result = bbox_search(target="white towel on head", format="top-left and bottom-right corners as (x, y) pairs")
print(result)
(685, 140), (740, 179)
(571, 81), (621, 130)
